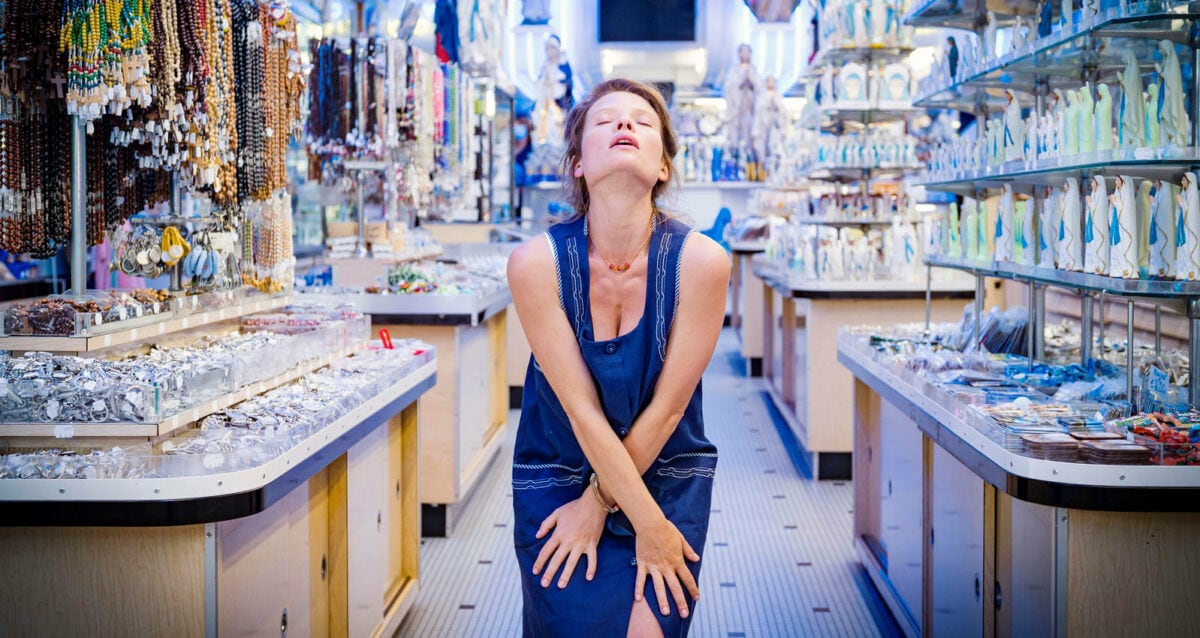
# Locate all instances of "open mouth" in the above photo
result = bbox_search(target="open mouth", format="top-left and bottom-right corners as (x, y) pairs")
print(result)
(610, 135), (639, 149)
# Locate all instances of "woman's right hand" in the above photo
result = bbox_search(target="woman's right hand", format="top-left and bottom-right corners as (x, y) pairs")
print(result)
(633, 518), (701, 619)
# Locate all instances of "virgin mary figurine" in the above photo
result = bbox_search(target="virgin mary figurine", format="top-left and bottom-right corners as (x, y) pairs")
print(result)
(1085, 175), (1109, 274)
(1059, 178), (1083, 270)
(1108, 175), (1137, 278)
(1150, 180), (1177, 277)
(1175, 172), (1200, 280)
(996, 184), (1016, 262)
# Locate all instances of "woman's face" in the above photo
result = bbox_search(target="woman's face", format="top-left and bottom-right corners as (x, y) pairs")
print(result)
(574, 91), (669, 188)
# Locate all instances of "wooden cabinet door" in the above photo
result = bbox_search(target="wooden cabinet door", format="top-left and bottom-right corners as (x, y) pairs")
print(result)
(347, 423), (388, 636)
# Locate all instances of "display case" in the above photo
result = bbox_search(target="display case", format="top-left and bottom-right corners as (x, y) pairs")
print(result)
(302, 266), (512, 537)
(0, 290), (438, 637)
(839, 3), (1200, 635)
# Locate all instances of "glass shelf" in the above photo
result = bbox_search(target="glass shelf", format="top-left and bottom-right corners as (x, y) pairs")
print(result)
(914, 82), (1022, 112)
(806, 163), (923, 181)
(802, 105), (919, 131)
(903, 0), (1037, 29)
(810, 44), (916, 69)
(918, 147), (1200, 193)
(919, 1), (1200, 112)
(926, 254), (1200, 299)
(791, 216), (910, 226)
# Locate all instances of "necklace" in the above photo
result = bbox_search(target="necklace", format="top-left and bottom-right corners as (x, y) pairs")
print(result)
(590, 218), (654, 273)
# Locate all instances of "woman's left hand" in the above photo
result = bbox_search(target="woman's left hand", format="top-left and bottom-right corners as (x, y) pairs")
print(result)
(532, 495), (609, 589)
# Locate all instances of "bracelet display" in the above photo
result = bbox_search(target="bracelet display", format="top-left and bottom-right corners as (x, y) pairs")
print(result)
(589, 472), (619, 514)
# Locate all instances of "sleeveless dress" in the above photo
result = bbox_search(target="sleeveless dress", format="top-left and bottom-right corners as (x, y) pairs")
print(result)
(512, 214), (719, 637)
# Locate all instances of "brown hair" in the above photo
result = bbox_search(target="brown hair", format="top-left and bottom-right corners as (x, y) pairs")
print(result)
(558, 78), (679, 219)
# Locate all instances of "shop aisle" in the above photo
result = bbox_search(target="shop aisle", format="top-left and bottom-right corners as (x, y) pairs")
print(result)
(397, 329), (901, 637)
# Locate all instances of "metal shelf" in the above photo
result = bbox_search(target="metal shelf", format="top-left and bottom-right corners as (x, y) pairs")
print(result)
(903, 0), (1038, 29)
(925, 254), (1200, 299)
(918, 147), (1200, 194)
(917, 1), (1200, 113)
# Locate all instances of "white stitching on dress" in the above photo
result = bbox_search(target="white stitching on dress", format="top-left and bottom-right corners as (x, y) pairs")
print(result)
(566, 236), (586, 340)
(514, 462), (584, 471)
(656, 451), (719, 463)
(655, 233), (673, 361)
(513, 476), (586, 490)
(546, 231), (564, 310)
(655, 467), (717, 479)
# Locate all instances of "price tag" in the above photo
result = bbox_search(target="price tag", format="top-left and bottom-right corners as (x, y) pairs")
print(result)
(1147, 366), (1170, 396)
(53, 424), (75, 439)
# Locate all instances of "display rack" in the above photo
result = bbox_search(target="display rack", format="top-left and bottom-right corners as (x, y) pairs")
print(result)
(0, 294), (291, 353)
(0, 343), (364, 439)
(917, 147), (1200, 192)
(913, 0), (1200, 410)
(851, 6), (1200, 635)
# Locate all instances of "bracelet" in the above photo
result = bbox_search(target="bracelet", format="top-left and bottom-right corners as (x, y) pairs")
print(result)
(589, 472), (619, 514)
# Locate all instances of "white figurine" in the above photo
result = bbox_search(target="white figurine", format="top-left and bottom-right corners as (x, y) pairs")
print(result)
(1145, 81), (1161, 148)
(1108, 175), (1138, 278)
(1159, 41), (1188, 147)
(754, 76), (789, 162)
(946, 202), (962, 257)
(1059, 178), (1083, 270)
(724, 43), (761, 152)
(1078, 85), (1095, 154)
(1012, 16), (1028, 52)
(1138, 180), (1153, 275)
(1081, 0), (1098, 21)
(982, 11), (998, 61)
(1095, 83), (1114, 152)
(1119, 50), (1144, 149)
(1025, 112), (1038, 161)
(1176, 172), (1200, 280)
(1064, 89), (1080, 155)
(1017, 199), (1035, 265)
(1085, 175), (1109, 274)
(840, 62), (869, 104)
(1150, 180), (1178, 277)
(996, 184), (1016, 262)
(1003, 91), (1025, 162)
(880, 62), (911, 104)
(1040, 187), (1060, 269)
(1052, 89), (1067, 156)
(963, 196), (980, 261)
(869, 0), (890, 46)
(1061, 0), (1073, 26)
(977, 196), (990, 260)
(853, 1), (870, 48)
(820, 67), (835, 105)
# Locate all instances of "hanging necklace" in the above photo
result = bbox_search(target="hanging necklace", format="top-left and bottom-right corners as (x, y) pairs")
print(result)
(589, 217), (655, 273)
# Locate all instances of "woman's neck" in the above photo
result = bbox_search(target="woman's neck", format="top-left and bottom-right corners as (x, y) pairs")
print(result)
(587, 185), (656, 258)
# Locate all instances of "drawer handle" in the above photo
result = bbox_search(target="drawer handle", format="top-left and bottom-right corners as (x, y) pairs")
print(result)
(995, 581), (1003, 611)
(280, 608), (288, 637)
(974, 574), (981, 602)
(321, 555), (327, 581)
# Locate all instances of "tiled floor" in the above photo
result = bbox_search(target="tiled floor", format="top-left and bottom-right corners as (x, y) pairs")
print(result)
(396, 329), (901, 637)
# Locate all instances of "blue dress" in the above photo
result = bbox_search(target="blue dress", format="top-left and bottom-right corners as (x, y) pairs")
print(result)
(512, 214), (719, 637)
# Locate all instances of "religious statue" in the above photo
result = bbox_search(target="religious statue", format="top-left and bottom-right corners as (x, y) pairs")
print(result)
(963, 196), (980, 261)
(1061, 0), (1073, 26)
(753, 76), (789, 163)
(1108, 175), (1137, 278)
(1052, 88), (1067, 156)
(839, 62), (869, 104)
(996, 184), (1016, 262)
(982, 11), (998, 61)
(1176, 172), (1200, 280)
(1016, 199), (1035, 266)
(1059, 178), (1083, 270)
(879, 62), (911, 104)
(1040, 186), (1060, 269)
(1158, 40), (1188, 147)
(1003, 90), (1025, 162)
(946, 37), (959, 80)
(1150, 180), (1178, 277)
(520, 0), (551, 25)
(1038, 0), (1053, 38)
(1095, 83), (1114, 152)
(533, 34), (572, 145)
(1078, 85), (1095, 154)
(1081, 0), (1098, 21)
(724, 43), (761, 152)
(853, 1), (870, 47)
(946, 202), (962, 258)
(1012, 16), (1028, 52)
(1064, 89), (1080, 155)
(869, 0), (891, 46)
(1118, 50), (1144, 149)
(1145, 81), (1161, 147)
(1085, 175), (1109, 274)
(820, 67), (835, 105)
(1138, 180), (1153, 275)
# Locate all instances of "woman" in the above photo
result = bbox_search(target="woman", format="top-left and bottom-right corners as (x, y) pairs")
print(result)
(508, 78), (729, 637)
